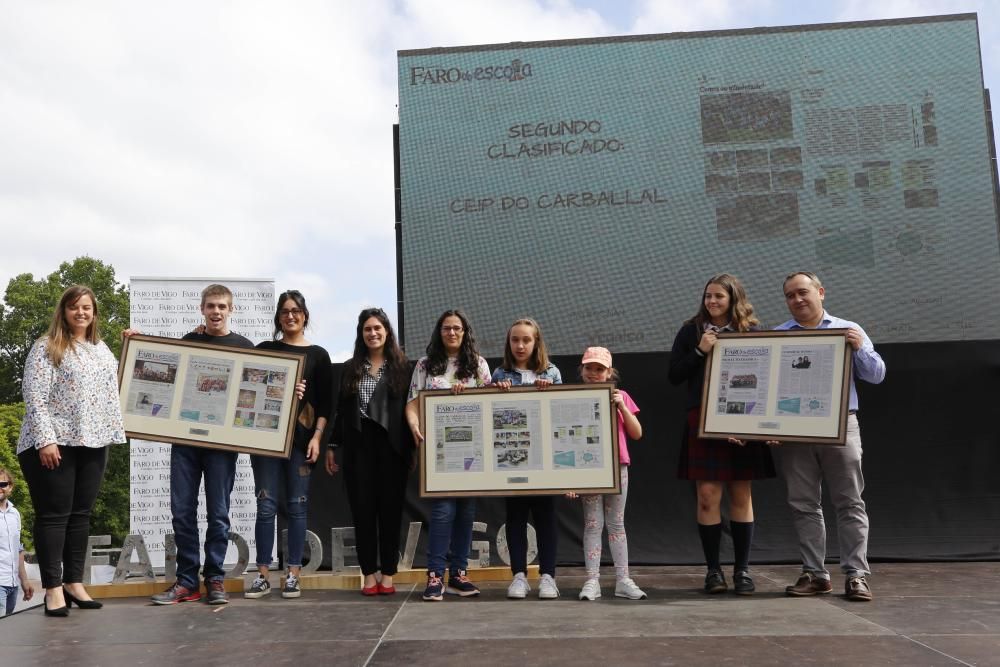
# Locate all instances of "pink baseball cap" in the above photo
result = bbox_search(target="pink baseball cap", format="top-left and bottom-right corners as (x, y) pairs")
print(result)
(581, 346), (612, 368)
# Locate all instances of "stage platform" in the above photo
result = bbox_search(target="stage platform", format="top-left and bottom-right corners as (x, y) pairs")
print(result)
(2, 562), (997, 666)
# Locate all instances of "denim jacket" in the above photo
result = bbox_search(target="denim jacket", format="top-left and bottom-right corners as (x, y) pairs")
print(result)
(490, 363), (562, 386)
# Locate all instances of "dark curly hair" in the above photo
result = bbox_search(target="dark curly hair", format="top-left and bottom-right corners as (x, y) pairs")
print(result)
(424, 309), (482, 381)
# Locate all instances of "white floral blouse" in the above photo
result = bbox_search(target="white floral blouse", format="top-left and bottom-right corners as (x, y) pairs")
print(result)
(17, 337), (126, 454)
(407, 355), (491, 402)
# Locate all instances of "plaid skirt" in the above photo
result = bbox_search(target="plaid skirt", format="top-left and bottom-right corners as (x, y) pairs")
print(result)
(677, 407), (776, 481)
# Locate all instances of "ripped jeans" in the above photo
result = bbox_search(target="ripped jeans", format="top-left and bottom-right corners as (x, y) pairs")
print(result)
(251, 445), (312, 569)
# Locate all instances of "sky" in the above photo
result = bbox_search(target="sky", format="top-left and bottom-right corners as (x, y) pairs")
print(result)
(2, 0), (997, 360)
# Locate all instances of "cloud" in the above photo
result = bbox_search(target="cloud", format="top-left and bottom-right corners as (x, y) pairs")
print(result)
(2, 0), (998, 358)
(629, 0), (759, 33)
(392, 0), (611, 49)
(0, 1), (621, 356)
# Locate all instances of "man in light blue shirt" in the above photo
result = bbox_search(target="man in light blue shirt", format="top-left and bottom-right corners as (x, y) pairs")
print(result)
(774, 272), (885, 602)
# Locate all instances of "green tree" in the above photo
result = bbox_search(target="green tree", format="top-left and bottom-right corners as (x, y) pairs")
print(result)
(0, 403), (33, 549)
(0, 256), (130, 403)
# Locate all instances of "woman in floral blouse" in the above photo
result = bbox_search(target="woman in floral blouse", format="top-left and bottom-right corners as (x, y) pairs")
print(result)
(17, 285), (126, 617)
(404, 309), (491, 602)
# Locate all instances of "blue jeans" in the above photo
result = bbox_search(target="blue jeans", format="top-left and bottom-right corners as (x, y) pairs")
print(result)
(251, 447), (311, 569)
(426, 498), (475, 576)
(0, 585), (17, 616)
(170, 445), (237, 589)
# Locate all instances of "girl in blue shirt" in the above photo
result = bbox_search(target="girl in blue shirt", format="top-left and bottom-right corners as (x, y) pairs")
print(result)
(491, 318), (562, 599)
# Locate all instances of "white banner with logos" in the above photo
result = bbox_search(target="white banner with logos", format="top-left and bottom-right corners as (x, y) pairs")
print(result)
(129, 277), (276, 569)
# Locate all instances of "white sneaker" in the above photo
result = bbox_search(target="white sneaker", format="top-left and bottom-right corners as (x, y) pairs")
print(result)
(615, 576), (647, 600)
(538, 574), (560, 599)
(578, 578), (601, 601)
(507, 572), (530, 599)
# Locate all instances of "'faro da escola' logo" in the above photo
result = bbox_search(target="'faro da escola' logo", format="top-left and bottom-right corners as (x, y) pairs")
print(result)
(409, 59), (532, 85)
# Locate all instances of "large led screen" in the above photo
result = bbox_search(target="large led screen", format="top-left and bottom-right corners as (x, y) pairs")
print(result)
(398, 14), (999, 356)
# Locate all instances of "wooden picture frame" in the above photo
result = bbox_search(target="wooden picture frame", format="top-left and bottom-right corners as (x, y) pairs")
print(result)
(118, 334), (303, 457)
(699, 329), (854, 445)
(418, 383), (621, 497)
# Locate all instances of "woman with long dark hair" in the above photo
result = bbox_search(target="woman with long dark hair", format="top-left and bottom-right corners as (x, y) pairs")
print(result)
(244, 290), (333, 600)
(18, 285), (126, 616)
(326, 308), (412, 595)
(405, 309), (491, 601)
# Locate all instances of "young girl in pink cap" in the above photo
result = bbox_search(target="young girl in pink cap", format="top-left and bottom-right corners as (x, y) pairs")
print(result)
(568, 346), (646, 601)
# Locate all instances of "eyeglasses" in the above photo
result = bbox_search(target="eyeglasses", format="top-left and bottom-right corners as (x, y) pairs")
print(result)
(441, 326), (464, 334)
(0, 481), (10, 488)
(279, 309), (304, 318)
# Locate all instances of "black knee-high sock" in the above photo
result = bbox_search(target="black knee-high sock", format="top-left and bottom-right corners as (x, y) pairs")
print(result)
(730, 520), (754, 573)
(698, 523), (722, 571)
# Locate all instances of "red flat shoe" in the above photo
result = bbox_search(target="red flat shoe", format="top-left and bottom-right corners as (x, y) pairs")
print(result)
(361, 585), (379, 596)
(377, 583), (396, 595)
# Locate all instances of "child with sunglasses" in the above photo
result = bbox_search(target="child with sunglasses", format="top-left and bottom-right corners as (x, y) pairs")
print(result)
(0, 468), (34, 616)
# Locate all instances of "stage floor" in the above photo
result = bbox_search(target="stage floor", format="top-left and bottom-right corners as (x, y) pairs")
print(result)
(2, 562), (997, 666)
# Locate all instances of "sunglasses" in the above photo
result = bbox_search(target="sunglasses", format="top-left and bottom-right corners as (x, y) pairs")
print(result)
(0, 481), (10, 488)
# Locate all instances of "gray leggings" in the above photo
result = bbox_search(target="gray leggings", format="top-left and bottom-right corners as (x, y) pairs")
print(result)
(581, 465), (630, 578)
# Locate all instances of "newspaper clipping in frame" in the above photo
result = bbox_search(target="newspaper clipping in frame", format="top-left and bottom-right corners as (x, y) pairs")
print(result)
(716, 345), (772, 416)
(128, 277), (275, 570)
(433, 402), (484, 473)
(180, 356), (235, 425)
(127, 349), (180, 418)
(776, 343), (836, 417)
(491, 399), (543, 471)
(235, 364), (287, 432)
(550, 396), (604, 469)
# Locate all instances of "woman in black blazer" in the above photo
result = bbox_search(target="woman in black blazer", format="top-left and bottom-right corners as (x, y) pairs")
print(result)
(325, 308), (412, 595)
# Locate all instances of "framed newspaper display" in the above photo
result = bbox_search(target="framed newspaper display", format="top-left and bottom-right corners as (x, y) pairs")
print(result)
(699, 329), (854, 445)
(118, 334), (304, 457)
(418, 384), (621, 497)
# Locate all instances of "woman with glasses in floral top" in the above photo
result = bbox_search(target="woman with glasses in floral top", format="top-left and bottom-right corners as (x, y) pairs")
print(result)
(405, 309), (491, 601)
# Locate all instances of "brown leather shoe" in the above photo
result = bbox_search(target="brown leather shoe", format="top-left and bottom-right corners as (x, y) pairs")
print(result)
(845, 575), (873, 601)
(785, 572), (833, 596)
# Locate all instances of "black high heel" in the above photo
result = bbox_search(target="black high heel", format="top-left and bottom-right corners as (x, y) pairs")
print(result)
(44, 598), (69, 617)
(63, 587), (103, 610)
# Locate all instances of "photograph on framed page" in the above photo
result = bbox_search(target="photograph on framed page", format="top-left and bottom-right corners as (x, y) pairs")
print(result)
(118, 334), (304, 457)
(418, 383), (621, 497)
(698, 329), (854, 445)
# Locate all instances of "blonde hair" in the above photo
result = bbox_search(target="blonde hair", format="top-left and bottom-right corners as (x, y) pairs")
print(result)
(501, 318), (550, 373)
(44, 285), (100, 367)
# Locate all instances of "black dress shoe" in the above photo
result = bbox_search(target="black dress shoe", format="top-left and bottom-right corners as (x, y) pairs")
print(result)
(703, 569), (727, 594)
(44, 599), (70, 617)
(64, 587), (103, 609)
(733, 571), (756, 595)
